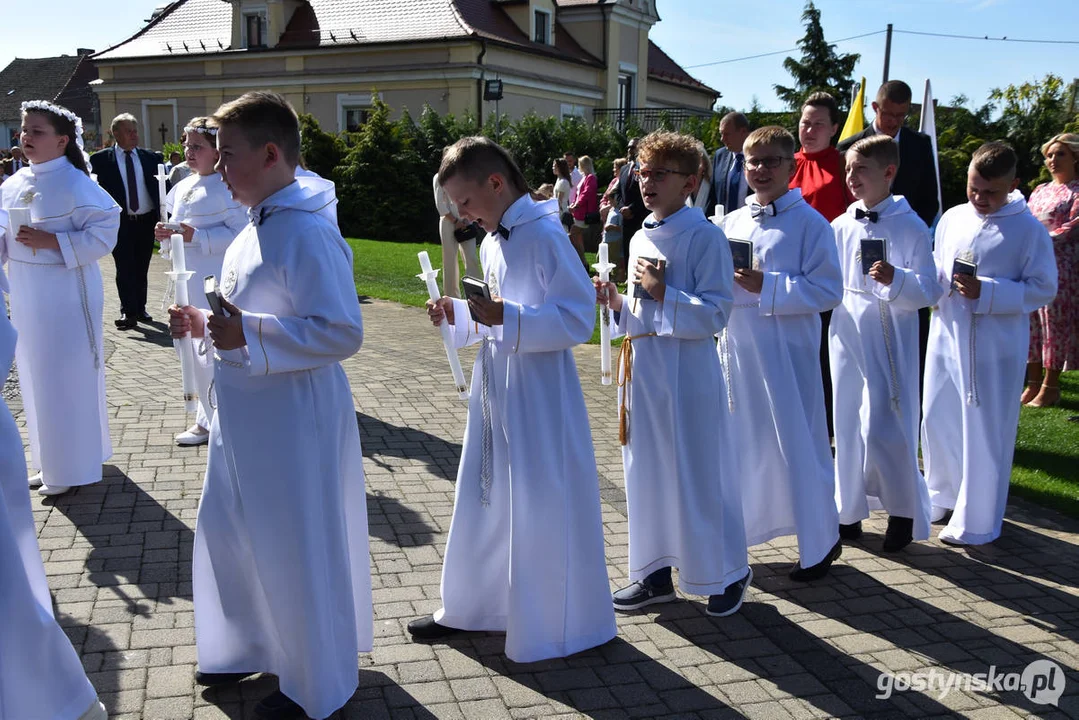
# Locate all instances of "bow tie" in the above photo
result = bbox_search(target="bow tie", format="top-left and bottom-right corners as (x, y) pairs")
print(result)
(750, 202), (776, 219)
(496, 223), (511, 241)
(643, 219), (665, 229)
(855, 208), (880, 222)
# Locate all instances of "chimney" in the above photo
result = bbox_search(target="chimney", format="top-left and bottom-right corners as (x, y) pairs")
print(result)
(77, 48), (96, 56)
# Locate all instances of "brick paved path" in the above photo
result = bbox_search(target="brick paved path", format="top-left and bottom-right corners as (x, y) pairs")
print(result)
(12, 255), (1079, 719)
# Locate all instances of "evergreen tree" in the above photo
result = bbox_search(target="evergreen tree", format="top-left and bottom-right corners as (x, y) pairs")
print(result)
(773, 1), (859, 110)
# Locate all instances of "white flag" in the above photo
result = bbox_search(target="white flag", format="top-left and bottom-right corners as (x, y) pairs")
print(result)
(919, 79), (943, 226)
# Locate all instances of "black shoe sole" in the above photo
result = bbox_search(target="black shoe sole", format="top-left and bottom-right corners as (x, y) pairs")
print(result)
(407, 617), (462, 640)
(195, 671), (255, 687)
(839, 522), (863, 540)
(789, 541), (842, 582)
(882, 535), (913, 552)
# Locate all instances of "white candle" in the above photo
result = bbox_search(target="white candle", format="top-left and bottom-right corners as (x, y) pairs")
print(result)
(8, 208), (32, 256)
(157, 164), (168, 223)
(417, 251), (469, 399)
(168, 232), (198, 412)
(7, 207), (31, 238)
(592, 242), (616, 385)
(712, 204), (725, 227)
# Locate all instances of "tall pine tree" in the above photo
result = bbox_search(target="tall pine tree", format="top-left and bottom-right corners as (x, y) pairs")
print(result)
(774, 1), (860, 110)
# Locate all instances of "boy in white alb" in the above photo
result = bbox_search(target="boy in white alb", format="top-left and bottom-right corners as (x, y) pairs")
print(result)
(168, 92), (371, 720)
(409, 137), (616, 662)
(0, 252), (106, 720)
(719, 126), (844, 581)
(922, 142), (1057, 545)
(830, 135), (941, 552)
(594, 131), (750, 616)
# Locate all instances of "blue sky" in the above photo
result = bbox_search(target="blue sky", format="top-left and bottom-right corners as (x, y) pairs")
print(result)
(3, 0), (1077, 114)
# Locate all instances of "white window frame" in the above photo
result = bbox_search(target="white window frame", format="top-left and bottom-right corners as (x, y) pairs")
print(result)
(560, 103), (586, 121)
(336, 93), (380, 133)
(241, 4), (269, 49)
(533, 8), (552, 45)
(140, 98), (179, 150)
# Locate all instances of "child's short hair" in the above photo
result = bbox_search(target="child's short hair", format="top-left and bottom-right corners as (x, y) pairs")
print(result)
(612, 157), (628, 175)
(636, 131), (701, 175)
(212, 91), (300, 166)
(439, 136), (529, 194)
(876, 80), (913, 106)
(971, 141), (1017, 180)
(848, 134), (900, 169)
(535, 183), (554, 199)
(802, 91), (841, 126)
(743, 126), (796, 158)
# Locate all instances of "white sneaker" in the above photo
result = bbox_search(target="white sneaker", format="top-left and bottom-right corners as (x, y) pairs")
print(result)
(27, 472), (44, 488)
(175, 425), (209, 446)
(38, 483), (72, 497)
(930, 505), (949, 522)
(76, 699), (107, 720)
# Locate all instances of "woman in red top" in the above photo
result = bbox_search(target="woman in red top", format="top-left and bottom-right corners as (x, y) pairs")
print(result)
(791, 92), (853, 222)
(568, 154), (598, 268)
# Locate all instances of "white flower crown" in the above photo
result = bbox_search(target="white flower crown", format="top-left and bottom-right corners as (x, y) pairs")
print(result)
(184, 125), (218, 137)
(21, 100), (85, 152)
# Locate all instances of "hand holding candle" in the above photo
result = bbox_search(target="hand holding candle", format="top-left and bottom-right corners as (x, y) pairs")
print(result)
(417, 251), (469, 399)
(592, 242), (616, 385)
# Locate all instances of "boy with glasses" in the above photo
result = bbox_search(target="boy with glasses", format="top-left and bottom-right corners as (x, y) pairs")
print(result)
(719, 126), (845, 581)
(595, 131), (751, 617)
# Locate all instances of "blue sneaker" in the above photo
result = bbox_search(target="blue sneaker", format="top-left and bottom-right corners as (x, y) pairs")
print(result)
(612, 578), (677, 611)
(706, 567), (753, 617)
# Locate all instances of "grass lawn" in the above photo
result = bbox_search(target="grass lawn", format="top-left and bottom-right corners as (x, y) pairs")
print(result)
(348, 237), (609, 343)
(1011, 371), (1079, 518)
(348, 237), (1079, 519)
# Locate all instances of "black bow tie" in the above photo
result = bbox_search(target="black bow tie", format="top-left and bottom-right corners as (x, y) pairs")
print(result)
(643, 219), (665, 229)
(750, 202), (776, 219)
(496, 223), (511, 240)
(855, 208), (879, 223)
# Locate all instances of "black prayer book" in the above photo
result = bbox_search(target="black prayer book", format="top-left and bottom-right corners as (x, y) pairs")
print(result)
(860, 238), (887, 275)
(462, 276), (492, 324)
(952, 258), (977, 277)
(729, 239), (753, 271)
(632, 256), (659, 300)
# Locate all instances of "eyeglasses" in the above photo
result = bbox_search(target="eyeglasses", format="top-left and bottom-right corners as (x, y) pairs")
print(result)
(634, 167), (689, 182)
(744, 156), (791, 170)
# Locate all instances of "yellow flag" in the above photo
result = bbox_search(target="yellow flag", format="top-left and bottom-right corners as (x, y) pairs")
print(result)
(839, 77), (866, 143)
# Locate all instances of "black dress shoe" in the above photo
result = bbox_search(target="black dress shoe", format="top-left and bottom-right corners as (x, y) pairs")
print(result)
(195, 670), (255, 686)
(882, 516), (914, 552)
(789, 541), (842, 582)
(253, 690), (306, 720)
(407, 614), (461, 640)
(114, 314), (136, 330)
(137, 311), (153, 323)
(839, 521), (863, 540)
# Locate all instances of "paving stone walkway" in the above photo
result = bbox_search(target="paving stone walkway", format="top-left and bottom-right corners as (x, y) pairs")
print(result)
(12, 254), (1079, 719)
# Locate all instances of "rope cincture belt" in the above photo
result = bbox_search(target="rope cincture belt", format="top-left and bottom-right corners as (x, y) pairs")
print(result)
(617, 331), (657, 446)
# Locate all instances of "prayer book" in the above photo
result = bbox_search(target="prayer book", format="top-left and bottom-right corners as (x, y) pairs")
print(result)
(860, 238), (887, 275)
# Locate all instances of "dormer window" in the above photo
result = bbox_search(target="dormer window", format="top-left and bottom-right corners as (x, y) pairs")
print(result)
(533, 8), (551, 45)
(242, 6), (268, 48)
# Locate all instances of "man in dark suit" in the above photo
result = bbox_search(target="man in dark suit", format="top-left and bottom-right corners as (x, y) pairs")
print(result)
(837, 80), (938, 226)
(706, 112), (752, 218)
(614, 136), (647, 265)
(837, 79), (940, 403)
(90, 114), (165, 329)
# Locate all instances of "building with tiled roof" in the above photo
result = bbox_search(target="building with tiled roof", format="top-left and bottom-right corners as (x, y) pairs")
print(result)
(90, 0), (717, 149)
(0, 52), (100, 149)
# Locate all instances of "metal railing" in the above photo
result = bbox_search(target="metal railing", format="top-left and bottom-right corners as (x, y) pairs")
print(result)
(592, 107), (714, 131)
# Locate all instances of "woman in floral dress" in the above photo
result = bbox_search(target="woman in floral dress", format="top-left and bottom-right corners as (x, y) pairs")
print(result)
(1024, 133), (1079, 407)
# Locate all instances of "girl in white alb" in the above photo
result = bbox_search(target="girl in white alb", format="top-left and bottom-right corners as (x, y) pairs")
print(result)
(0, 101), (119, 497)
(155, 116), (247, 446)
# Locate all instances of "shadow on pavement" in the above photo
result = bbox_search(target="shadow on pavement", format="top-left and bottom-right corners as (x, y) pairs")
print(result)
(357, 412), (461, 484)
(48, 464), (193, 616)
